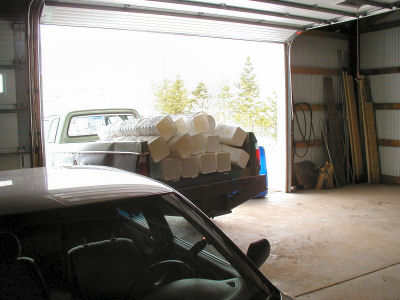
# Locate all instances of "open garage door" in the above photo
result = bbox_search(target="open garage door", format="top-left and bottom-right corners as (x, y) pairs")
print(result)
(41, 1), (302, 43)
(37, 0), (399, 192)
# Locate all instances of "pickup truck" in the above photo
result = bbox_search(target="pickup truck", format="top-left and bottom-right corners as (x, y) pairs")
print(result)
(44, 109), (267, 217)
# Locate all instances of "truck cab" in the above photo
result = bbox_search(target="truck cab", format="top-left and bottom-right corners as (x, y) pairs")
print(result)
(44, 108), (139, 144)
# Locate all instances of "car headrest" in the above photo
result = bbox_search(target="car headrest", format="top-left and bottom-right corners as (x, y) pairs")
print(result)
(0, 232), (21, 263)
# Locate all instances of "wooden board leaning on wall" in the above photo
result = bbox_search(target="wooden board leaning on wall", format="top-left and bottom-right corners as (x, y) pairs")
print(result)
(357, 76), (380, 184)
(342, 72), (364, 180)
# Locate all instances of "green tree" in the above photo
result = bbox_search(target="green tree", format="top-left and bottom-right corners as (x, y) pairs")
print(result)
(153, 77), (190, 114)
(190, 82), (211, 113)
(216, 83), (233, 124)
(268, 92), (278, 138)
(228, 56), (277, 138)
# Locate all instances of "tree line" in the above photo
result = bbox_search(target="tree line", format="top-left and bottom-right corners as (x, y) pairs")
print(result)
(153, 56), (277, 138)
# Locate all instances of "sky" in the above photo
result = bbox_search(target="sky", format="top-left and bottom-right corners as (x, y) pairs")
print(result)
(40, 25), (285, 117)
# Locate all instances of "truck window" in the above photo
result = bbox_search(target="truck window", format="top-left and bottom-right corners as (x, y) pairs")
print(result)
(67, 114), (134, 137)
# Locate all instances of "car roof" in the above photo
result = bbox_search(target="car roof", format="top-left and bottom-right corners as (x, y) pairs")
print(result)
(0, 166), (174, 216)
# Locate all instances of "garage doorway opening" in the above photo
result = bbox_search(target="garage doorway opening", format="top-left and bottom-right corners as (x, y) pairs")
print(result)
(40, 25), (286, 191)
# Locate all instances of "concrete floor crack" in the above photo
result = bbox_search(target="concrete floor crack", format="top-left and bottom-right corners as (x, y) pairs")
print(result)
(294, 260), (400, 298)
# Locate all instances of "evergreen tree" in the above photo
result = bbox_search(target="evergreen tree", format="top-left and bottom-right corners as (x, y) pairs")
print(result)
(190, 82), (211, 113)
(228, 56), (277, 138)
(216, 83), (233, 124)
(268, 92), (278, 138)
(153, 77), (190, 114)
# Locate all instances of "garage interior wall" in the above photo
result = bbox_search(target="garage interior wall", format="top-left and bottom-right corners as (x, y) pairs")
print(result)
(360, 10), (400, 185)
(289, 32), (349, 187)
(2, 1), (399, 180)
(0, 17), (32, 171)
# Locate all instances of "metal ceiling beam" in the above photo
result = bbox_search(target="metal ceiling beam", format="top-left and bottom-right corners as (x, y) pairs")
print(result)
(144, 0), (328, 24)
(248, 0), (356, 17)
(45, 1), (304, 31)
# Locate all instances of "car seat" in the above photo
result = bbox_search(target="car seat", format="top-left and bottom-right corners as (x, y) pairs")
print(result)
(0, 232), (50, 300)
(68, 237), (152, 299)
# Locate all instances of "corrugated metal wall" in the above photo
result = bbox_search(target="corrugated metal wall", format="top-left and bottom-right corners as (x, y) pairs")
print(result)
(360, 12), (400, 179)
(290, 35), (349, 166)
(0, 20), (31, 170)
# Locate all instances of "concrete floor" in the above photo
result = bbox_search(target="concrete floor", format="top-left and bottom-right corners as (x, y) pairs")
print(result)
(215, 184), (400, 299)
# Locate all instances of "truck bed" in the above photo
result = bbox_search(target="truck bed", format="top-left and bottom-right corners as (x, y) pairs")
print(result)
(50, 132), (267, 217)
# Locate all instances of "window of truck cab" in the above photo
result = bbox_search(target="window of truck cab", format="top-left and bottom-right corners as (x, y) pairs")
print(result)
(67, 113), (135, 137)
(44, 115), (60, 143)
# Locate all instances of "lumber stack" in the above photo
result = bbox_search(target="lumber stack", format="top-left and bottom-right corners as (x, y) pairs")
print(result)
(357, 76), (380, 183)
(98, 113), (251, 181)
(342, 71), (363, 180)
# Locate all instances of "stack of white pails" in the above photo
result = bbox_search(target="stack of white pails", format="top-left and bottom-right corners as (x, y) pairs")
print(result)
(98, 113), (250, 181)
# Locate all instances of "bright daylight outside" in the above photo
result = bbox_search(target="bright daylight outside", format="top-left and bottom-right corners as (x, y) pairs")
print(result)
(41, 25), (286, 191)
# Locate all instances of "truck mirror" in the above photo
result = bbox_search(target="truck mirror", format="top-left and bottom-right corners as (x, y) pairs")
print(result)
(246, 238), (270, 268)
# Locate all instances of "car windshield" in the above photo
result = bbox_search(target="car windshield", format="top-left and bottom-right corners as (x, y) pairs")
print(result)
(0, 193), (271, 300)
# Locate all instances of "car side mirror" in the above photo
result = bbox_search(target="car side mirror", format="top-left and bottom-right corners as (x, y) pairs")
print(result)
(246, 238), (270, 268)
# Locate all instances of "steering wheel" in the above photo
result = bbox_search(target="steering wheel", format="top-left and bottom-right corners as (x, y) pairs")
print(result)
(125, 238), (208, 299)
(147, 259), (195, 286)
(124, 260), (194, 300)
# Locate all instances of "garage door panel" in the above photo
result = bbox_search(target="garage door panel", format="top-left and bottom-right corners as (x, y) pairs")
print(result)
(41, 5), (297, 43)
(0, 155), (21, 171)
(0, 69), (17, 105)
(0, 21), (15, 65)
(0, 113), (19, 149)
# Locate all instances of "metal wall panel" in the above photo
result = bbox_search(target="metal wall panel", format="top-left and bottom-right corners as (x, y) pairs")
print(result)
(294, 146), (327, 164)
(291, 36), (349, 68)
(368, 74), (400, 103)
(291, 34), (348, 168)
(293, 110), (325, 141)
(376, 110), (400, 140)
(379, 147), (400, 177)
(360, 27), (400, 69)
(360, 14), (400, 178)
(292, 74), (343, 104)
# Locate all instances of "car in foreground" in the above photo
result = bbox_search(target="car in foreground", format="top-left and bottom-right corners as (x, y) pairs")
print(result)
(0, 166), (291, 300)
